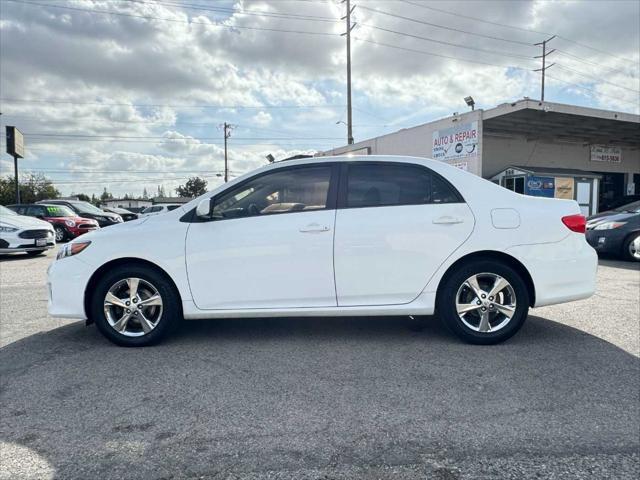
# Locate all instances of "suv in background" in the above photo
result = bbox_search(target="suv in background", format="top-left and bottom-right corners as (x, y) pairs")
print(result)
(38, 199), (122, 227)
(101, 206), (138, 222)
(8, 203), (99, 242)
(140, 204), (183, 216)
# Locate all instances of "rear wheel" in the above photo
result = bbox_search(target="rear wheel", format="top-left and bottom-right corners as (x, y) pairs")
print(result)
(622, 233), (640, 262)
(91, 265), (181, 347)
(438, 260), (530, 345)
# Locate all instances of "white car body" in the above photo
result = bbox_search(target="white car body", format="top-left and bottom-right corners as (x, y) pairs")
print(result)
(0, 206), (55, 254)
(140, 204), (183, 217)
(48, 156), (597, 326)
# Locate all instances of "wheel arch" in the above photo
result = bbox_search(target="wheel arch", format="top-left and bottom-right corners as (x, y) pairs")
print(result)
(84, 257), (183, 324)
(435, 250), (536, 308)
(621, 229), (640, 258)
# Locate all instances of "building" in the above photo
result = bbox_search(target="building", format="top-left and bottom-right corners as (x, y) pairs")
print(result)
(320, 99), (640, 215)
(101, 198), (152, 210)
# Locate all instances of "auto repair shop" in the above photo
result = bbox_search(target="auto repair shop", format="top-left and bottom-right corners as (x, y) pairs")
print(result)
(320, 98), (640, 215)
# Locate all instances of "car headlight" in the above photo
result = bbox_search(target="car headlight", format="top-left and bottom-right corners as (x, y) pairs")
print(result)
(57, 241), (91, 260)
(0, 224), (18, 232)
(594, 221), (627, 230)
(65, 220), (76, 227)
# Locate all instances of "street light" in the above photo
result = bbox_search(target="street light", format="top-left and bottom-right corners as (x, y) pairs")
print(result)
(464, 96), (475, 111)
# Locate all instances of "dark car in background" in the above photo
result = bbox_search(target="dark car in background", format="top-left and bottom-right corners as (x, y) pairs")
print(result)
(8, 203), (99, 242)
(37, 199), (122, 228)
(101, 206), (138, 222)
(586, 202), (640, 262)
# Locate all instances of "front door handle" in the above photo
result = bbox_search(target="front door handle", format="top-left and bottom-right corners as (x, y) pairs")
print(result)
(433, 216), (464, 225)
(300, 223), (331, 233)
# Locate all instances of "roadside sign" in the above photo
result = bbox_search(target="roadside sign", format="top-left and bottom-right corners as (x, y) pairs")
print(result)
(6, 126), (25, 159)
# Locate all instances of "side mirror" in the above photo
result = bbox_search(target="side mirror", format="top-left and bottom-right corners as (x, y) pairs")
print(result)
(195, 198), (212, 220)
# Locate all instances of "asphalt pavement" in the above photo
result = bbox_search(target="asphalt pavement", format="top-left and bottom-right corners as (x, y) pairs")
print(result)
(0, 248), (638, 479)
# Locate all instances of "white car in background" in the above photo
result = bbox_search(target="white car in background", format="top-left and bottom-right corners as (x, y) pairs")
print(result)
(47, 156), (597, 347)
(0, 205), (55, 256)
(140, 204), (183, 216)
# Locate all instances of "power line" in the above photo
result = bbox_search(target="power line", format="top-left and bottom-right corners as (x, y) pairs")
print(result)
(352, 37), (531, 72)
(0, 98), (345, 109)
(555, 49), (638, 78)
(545, 74), (640, 108)
(22, 133), (344, 140)
(399, 0), (639, 69)
(555, 64), (640, 94)
(358, 23), (535, 61)
(358, 4), (535, 47)
(121, 0), (340, 23)
(5, 0), (341, 36)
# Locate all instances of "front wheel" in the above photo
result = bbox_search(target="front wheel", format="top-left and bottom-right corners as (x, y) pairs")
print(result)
(622, 233), (640, 262)
(90, 265), (181, 346)
(54, 225), (67, 243)
(437, 260), (530, 345)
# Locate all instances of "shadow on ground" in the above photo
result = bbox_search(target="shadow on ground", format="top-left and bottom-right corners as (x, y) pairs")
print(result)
(1, 315), (638, 479)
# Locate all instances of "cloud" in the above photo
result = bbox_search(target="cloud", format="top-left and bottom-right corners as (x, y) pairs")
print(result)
(250, 111), (272, 127)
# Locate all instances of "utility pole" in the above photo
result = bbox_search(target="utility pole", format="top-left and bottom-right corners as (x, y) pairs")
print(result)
(534, 35), (556, 102)
(222, 122), (233, 182)
(341, 0), (356, 145)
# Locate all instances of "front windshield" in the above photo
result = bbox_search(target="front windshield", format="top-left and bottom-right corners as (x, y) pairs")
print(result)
(0, 205), (17, 216)
(71, 201), (106, 215)
(43, 205), (75, 217)
(615, 200), (640, 213)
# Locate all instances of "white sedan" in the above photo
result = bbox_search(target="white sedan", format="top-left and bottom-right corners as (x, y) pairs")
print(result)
(0, 205), (55, 256)
(47, 156), (597, 347)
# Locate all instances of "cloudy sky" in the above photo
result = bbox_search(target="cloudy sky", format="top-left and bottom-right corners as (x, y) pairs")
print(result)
(1, 0), (638, 198)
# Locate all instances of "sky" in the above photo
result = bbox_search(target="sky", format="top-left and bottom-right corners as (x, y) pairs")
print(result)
(0, 0), (639, 198)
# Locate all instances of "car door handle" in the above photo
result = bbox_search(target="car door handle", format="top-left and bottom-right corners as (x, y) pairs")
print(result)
(299, 223), (331, 233)
(433, 216), (464, 225)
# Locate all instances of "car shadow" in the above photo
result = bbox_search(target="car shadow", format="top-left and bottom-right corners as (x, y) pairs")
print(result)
(598, 257), (640, 271)
(1, 315), (638, 479)
(0, 252), (53, 262)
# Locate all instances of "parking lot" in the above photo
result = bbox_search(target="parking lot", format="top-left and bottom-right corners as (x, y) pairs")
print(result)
(0, 248), (638, 479)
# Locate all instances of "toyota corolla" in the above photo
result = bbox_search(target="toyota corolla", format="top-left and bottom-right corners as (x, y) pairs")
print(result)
(47, 156), (597, 347)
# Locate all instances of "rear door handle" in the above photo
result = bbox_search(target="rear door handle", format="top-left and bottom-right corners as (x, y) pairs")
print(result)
(433, 216), (464, 225)
(299, 223), (331, 233)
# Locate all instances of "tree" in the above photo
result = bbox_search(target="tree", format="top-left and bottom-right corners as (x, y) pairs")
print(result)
(0, 173), (60, 205)
(142, 187), (149, 199)
(100, 187), (113, 202)
(176, 176), (208, 198)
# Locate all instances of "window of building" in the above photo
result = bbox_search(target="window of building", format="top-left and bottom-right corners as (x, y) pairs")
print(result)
(504, 176), (525, 194)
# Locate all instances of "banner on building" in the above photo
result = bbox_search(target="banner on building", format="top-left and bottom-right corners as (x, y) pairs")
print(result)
(590, 145), (621, 163)
(432, 121), (479, 174)
(525, 176), (555, 198)
(554, 177), (574, 199)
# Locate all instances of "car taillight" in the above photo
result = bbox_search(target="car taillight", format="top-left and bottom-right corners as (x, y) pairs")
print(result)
(562, 214), (586, 234)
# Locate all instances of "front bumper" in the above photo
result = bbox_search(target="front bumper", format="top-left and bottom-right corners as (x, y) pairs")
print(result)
(0, 230), (55, 253)
(47, 255), (94, 319)
(585, 229), (626, 255)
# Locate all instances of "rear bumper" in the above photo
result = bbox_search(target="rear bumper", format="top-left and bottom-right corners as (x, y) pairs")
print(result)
(507, 233), (597, 308)
(47, 256), (93, 319)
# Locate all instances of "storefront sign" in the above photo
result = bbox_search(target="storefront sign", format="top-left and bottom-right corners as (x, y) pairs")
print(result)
(590, 145), (621, 163)
(432, 121), (479, 174)
(525, 176), (555, 198)
(554, 177), (574, 199)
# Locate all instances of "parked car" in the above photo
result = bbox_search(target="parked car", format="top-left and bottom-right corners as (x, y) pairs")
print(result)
(37, 199), (123, 227)
(0, 205), (55, 256)
(8, 203), (99, 242)
(598, 195), (640, 214)
(101, 206), (138, 222)
(47, 156), (597, 347)
(586, 210), (640, 262)
(140, 204), (183, 216)
(587, 200), (640, 225)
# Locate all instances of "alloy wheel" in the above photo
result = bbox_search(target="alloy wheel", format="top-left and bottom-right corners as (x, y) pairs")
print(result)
(629, 236), (640, 260)
(55, 227), (65, 242)
(455, 273), (517, 333)
(103, 277), (163, 337)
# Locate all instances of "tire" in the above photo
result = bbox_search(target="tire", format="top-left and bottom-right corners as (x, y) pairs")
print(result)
(54, 225), (67, 243)
(90, 264), (181, 347)
(622, 233), (640, 262)
(437, 260), (530, 345)
(26, 250), (46, 257)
